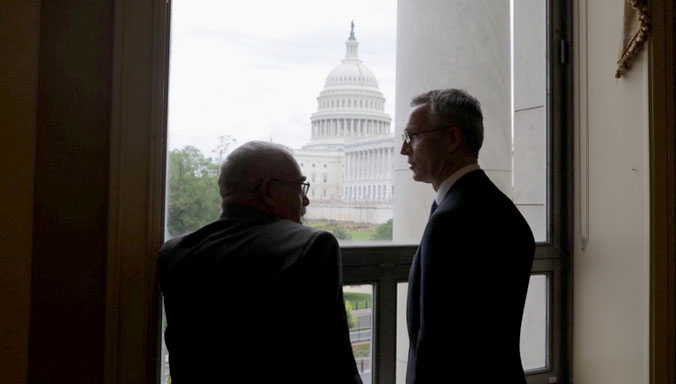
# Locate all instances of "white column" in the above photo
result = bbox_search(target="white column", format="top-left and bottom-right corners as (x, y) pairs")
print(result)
(347, 152), (351, 181)
(394, 0), (512, 244)
(376, 148), (381, 177)
(356, 151), (360, 180)
(346, 153), (351, 183)
(365, 150), (369, 179)
(348, 152), (352, 181)
(380, 148), (385, 177)
(388, 147), (393, 177)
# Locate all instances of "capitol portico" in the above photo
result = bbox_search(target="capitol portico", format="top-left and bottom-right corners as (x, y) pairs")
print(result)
(294, 23), (394, 224)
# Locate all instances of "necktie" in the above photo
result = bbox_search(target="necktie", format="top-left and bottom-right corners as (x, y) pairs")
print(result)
(430, 200), (438, 216)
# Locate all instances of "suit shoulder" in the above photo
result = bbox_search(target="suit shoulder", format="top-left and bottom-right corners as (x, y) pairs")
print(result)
(269, 219), (326, 239)
(267, 220), (339, 249)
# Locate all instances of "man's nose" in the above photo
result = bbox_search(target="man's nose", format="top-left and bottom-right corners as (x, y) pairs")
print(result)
(302, 195), (310, 206)
(400, 140), (410, 155)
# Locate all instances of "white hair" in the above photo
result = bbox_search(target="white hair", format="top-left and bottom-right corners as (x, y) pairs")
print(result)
(218, 141), (296, 202)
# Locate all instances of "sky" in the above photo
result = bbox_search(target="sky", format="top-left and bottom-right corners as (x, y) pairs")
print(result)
(167, 0), (397, 158)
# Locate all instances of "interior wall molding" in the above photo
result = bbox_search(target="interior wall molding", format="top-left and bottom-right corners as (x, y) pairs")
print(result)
(575, 0), (590, 253)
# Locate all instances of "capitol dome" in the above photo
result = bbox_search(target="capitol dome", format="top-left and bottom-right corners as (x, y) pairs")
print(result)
(306, 22), (391, 149)
(324, 62), (379, 89)
(324, 23), (380, 89)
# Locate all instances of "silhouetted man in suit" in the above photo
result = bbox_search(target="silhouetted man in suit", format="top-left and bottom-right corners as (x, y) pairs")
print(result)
(159, 141), (362, 384)
(400, 89), (535, 383)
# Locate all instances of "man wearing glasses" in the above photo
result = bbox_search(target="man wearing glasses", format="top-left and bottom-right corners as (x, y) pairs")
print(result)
(401, 89), (535, 383)
(159, 141), (362, 384)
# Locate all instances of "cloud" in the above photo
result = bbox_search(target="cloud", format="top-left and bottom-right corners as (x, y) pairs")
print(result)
(168, 0), (396, 156)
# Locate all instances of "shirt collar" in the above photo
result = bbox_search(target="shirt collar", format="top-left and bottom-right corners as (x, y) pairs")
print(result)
(435, 163), (481, 205)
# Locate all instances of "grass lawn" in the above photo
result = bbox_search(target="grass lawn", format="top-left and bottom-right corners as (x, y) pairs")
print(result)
(352, 341), (371, 358)
(348, 229), (374, 240)
(344, 292), (372, 309)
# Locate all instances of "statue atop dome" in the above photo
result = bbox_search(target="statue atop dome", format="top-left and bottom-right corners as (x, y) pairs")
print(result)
(349, 20), (356, 41)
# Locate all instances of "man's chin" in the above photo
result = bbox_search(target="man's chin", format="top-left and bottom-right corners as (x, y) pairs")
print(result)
(411, 172), (432, 184)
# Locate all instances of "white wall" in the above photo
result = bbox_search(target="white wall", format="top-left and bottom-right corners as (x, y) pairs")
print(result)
(574, 0), (650, 382)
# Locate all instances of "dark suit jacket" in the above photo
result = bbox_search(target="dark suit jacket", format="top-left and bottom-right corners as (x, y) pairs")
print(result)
(159, 204), (362, 384)
(406, 170), (535, 384)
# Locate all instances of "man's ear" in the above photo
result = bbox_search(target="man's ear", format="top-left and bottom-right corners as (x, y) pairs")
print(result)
(257, 178), (276, 207)
(447, 126), (463, 153)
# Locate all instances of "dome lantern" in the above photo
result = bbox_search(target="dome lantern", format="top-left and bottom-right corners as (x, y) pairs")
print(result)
(345, 20), (359, 60)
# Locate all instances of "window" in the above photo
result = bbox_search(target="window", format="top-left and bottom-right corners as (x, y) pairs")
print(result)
(161, 1), (571, 383)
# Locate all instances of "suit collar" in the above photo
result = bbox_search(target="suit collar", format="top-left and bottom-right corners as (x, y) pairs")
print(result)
(220, 203), (275, 222)
(434, 164), (481, 205)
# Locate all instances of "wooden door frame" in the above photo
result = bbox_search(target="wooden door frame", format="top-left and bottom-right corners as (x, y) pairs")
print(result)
(648, 0), (676, 382)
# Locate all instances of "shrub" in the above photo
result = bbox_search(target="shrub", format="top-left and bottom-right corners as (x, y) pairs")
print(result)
(372, 219), (393, 240)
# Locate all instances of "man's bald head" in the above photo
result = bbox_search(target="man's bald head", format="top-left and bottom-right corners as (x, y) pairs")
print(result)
(218, 141), (298, 199)
(218, 141), (308, 223)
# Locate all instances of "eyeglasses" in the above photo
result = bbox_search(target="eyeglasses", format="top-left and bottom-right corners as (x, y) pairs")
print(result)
(401, 127), (452, 144)
(272, 179), (311, 195)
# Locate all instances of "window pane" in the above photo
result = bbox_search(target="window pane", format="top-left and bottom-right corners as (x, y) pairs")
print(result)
(344, 284), (374, 384)
(512, 0), (548, 242)
(520, 274), (549, 371)
(160, 298), (170, 384)
(396, 282), (409, 384)
(162, 1), (396, 380)
(396, 276), (549, 380)
(166, 0), (397, 244)
(392, 0), (548, 243)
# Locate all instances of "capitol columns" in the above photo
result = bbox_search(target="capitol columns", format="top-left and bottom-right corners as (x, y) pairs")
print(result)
(393, 0), (512, 243)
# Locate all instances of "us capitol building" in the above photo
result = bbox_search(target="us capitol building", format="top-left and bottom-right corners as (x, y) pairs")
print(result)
(293, 23), (395, 224)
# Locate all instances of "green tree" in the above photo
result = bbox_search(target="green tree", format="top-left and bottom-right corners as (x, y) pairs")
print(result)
(330, 224), (351, 240)
(212, 134), (237, 164)
(372, 219), (393, 240)
(167, 146), (221, 237)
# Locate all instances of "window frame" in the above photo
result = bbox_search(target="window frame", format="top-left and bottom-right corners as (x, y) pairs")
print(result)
(105, 0), (676, 383)
(339, 1), (573, 383)
(108, 0), (572, 382)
